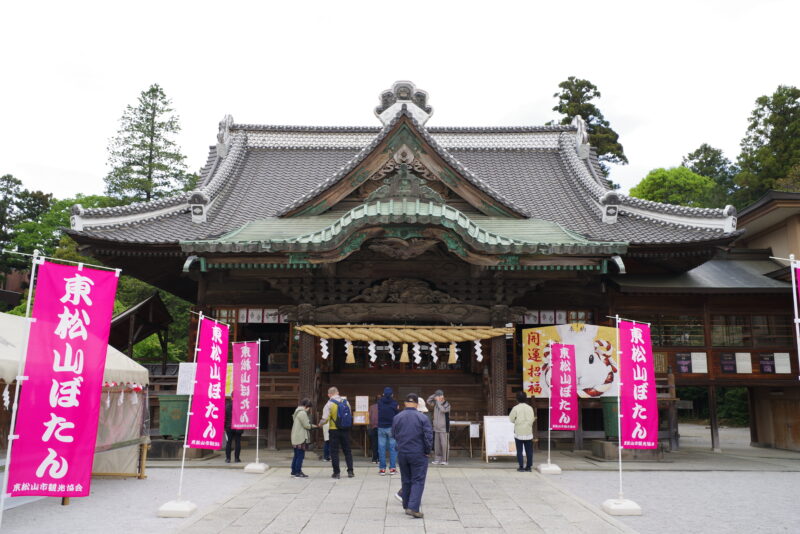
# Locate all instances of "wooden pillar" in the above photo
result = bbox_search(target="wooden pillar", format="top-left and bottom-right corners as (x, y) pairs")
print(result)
(708, 385), (721, 452)
(490, 335), (507, 415)
(667, 370), (679, 451)
(298, 332), (316, 402)
(267, 405), (278, 450)
(574, 400), (584, 451)
(747, 387), (758, 445)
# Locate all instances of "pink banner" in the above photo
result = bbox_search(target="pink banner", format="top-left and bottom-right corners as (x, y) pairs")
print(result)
(9, 262), (119, 497)
(619, 320), (658, 449)
(549, 343), (578, 430)
(187, 317), (228, 449)
(232, 342), (259, 429)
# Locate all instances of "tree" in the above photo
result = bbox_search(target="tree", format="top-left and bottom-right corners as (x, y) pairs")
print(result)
(11, 194), (120, 257)
(629, 167), (718, 208)
(682, 144), (738, 207)
(551, 77), (628, 177)
(105, 83), (197, 202)
(0, 174), (53, 276)
(736, 85), (800, 207)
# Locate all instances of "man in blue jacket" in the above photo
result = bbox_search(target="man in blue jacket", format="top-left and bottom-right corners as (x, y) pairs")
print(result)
(377, 386), (399, 475)
(391, 393), (433, 519)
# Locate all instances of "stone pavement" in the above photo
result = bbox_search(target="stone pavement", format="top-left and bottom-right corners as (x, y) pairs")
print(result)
(178, 466), (634, 534)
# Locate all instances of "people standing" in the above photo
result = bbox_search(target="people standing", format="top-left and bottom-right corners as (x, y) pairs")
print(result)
(509, 391), (536, 472)
(224, 397), (243, 463)
(393, 393), (433, 519)
(318, 386), (354, 479)
(369, 395), (380, 463)
(291, 398), (316, 477)
(377, 386), (399, 475)
(426, 390), (451, 465)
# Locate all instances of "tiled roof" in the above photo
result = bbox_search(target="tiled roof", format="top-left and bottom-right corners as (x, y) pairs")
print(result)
(69, 110), (739, 248)
(181, 200), (627, 255)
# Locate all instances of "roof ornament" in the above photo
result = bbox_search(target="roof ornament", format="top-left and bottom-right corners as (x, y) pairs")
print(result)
(599, 191), (620, 224)
(188, 191), (210, 224)
(216, 114), (234, 158)
(572, 115), (591, 159)
(375, 81), (433, 126)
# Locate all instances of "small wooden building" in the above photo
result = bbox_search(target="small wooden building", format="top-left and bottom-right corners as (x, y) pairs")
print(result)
(67, 82), (798, 450)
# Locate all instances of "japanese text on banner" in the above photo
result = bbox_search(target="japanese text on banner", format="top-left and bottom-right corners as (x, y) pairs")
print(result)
(187, 318), (228, 449)
(8, 262), (118, 497)
(619, 321), (658, 449)
(232, 342), (259, 429)
(549, 343), (578, 430)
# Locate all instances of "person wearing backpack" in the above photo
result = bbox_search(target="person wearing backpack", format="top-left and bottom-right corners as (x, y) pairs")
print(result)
(318, 386), (354, 479)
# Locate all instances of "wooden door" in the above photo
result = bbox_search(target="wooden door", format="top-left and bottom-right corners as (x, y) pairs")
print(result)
(771, 399), (800, 451)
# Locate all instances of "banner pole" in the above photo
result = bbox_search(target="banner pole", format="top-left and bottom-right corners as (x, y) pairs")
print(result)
(547, 340), (552, 466)
(0, 250), (42, 528)
(615, 314), (624, 500)
(177, 312), (203, 501)
(255, 339), (261, 465)
(790, 256), (800, 381)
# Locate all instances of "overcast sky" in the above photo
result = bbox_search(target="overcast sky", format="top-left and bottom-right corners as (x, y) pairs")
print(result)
(2, 0), (798, 200)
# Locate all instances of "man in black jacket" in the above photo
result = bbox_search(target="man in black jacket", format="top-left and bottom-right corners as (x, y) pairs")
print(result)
(391, 393), (433, 519)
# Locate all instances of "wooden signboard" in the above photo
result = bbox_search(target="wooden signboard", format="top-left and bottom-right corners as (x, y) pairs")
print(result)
(353, 395), (369, 425)
(482, 416), (516, 462)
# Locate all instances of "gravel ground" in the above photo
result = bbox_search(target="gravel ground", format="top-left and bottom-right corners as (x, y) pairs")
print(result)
(1, 468), (256, 534)
(550, 470), (800, 533)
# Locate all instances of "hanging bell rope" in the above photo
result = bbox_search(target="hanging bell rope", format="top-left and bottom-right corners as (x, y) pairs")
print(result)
(295, 324), (513, 343)
(400, 343), (410, 363)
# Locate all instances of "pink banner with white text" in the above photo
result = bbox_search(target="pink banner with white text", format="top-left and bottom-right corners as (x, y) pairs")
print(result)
(187, 317), (228, 449)
(9, 262), (119, 497)
(549, 343), (578, 430)
(619, 320), (658, 449)
(232, 342), (259, 429)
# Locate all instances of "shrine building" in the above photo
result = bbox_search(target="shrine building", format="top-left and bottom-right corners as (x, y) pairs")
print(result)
(67, 81), (798, 451)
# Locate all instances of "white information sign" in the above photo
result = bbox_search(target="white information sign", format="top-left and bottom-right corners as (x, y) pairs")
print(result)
(735, 352), (753, 373)
(775, 352), (791, 374)
(470, 423), (480, 438)
(355, 395), (369, 413)
(176, 362), (196, 395)
(483, 416), (516, 461)
(690, 352), (708, 374)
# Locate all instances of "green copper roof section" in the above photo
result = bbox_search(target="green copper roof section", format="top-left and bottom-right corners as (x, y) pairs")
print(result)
(180, 200), (628, 255)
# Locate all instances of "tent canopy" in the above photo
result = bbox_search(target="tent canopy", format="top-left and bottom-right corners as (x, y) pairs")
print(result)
(0, 312), (148, 385)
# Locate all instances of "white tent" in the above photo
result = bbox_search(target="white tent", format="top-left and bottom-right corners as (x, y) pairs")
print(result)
(0, 312), (150, 477)
(0, 312), (148, 386)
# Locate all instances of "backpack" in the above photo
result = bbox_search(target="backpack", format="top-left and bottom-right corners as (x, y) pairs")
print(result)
(332, 398), (353, 429)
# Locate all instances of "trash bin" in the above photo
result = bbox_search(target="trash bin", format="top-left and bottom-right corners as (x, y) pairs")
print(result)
(601, 396), (619, 439)
(159, 395), (189, 439)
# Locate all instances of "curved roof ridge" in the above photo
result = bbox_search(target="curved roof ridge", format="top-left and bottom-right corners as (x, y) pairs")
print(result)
(276, 106), (532, 218)
(181, 199), (627, 255)
(79, 190), (189, 218)
(230, 123), (575, 134)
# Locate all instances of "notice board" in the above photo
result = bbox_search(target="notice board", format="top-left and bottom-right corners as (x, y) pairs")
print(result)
(483, 416), (516, 462)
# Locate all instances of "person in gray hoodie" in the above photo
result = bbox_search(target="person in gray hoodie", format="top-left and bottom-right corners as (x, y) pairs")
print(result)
(426, 390), (451, 465)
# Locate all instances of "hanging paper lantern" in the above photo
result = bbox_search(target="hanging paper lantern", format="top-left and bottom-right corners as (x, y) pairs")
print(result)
(474, 339), (483, 362)
(320, 338), (329, 359)
(400, 343), (410, 363)
(412, 342), (421, 364)
(368, 340), (377, 362)
(447, 342), (458, 364)
(388, 340), (396, 361)
(345, 340), (355, 364)
(430, 343), (438, 363)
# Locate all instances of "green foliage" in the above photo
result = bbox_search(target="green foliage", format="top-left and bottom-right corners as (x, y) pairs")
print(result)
(1, 174), (53, 275)
(736, 85), (800, 207)
(104, 83), (197, 202)
(551, 77), (628, 177)
(630, 167), (718, 207)
(11, 195), (121, 258)
(682, 144), (739, 207)
(717, 387), (749, 427)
